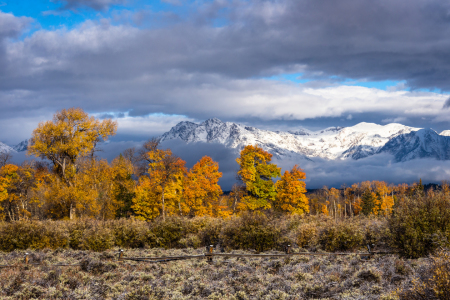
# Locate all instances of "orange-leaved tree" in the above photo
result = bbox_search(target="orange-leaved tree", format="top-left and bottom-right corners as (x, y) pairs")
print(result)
(274, 165), (309, 215)
(183, 156), (223, 217)
(236, 145), (281, 211)
(28, 108), (117, 219)
(132, 141), (186, 221)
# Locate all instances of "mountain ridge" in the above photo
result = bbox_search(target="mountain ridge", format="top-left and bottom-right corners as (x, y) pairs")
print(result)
(160, 118), (449, 162)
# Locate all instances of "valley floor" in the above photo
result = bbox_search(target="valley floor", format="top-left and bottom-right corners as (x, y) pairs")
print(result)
(0, 248), (423, 299)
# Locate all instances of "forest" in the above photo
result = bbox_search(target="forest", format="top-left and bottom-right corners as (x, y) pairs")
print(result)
(0, 107), (432, 223)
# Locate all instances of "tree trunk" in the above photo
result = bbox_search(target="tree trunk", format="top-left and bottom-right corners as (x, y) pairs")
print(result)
(232, 195), (238, 213)
(161, 188), (166, 222)
(69, 203), (74, 220)
(350, 200), (353, 217)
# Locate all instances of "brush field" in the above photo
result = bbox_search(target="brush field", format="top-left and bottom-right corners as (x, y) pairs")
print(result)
(0, 248), (427, 300)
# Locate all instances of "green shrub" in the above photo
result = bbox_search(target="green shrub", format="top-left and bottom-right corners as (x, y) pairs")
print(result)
(318, 221), (365, 251)
(149, 217), (188, 248)
(68, 220), (90, 250)
(389, 191), (450, 258)
(109, 219), (149, 248)
(81, 226), (114, 251)
(220, 212), (280, 252)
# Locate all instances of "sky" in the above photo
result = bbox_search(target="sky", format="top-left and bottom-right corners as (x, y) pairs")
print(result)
(3, 0), (450, 187)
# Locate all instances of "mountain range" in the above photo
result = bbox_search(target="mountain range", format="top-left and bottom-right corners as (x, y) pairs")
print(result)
(160, 118), (450, 162)
(2, 119), (450, 164)
(0, 139), (28, 154)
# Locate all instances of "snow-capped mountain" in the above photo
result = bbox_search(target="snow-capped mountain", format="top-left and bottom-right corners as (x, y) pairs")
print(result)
(378, 129), (450, 162)
(13, 139), (29, 152)
(0, 142), (15, 154)
(0, 139), (29, 154)
(160, 118), (450, 162)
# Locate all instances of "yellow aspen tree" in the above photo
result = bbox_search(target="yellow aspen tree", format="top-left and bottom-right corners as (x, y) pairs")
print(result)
(0, 163), (38, 221)
(236, 145), (281, 211)
(132, 177), (161, 220)
(329, 187), (340, 219)
(274, 165), (309, 215)
(132, 170), (184, 221)
(321, 203), (329, 216)
(28, 108), (117, 219)
(183, 156), (223, 217)
(132, 141), (186, 221)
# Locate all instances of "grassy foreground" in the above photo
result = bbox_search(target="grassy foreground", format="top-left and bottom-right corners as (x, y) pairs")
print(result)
(0, 247), (437, 300)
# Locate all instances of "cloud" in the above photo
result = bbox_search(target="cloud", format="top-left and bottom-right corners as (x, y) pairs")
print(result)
(443, 97), (450, 109)
(97, 141), (450, 190)
(0, 11), (32, 39)
(52, 0), (126, 11)
(273, 153), (450, 189)
(3, 1), (450, 141)
(161, 0), (182, 6)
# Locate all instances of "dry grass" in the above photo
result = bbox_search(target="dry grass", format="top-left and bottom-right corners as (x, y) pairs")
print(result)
(0, 248), (430, 299)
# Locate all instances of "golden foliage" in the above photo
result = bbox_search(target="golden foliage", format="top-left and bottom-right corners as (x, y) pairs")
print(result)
(28, 107), (117, 184)
(183, 156), (223, 217)
(236, 145), (281, 210)
(132, 147), (186, 221)
(275, 165), (309, 215)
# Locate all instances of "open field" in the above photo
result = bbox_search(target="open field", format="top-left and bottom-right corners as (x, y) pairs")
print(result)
(0, 248), (427, 299)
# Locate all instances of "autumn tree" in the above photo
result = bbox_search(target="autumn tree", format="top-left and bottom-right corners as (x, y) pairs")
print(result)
(0, 162), (44, 221)
(123, 138), (161, 176)
(132, 140), (186, 221)
(111, 154), (136, 218)
(236, 145), (281, 211)
(229, 184), (247, 214)
(28, 108), (117, 219)
(183, 156), (223, 217)
(274, 165), (309, 215)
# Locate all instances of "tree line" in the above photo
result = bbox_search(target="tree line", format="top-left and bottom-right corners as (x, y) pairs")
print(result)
(0, 108), (439, 221)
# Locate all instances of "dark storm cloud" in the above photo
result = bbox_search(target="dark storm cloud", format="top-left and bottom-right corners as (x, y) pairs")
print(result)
(52, 0), (126, 11)
(3, 0), (450, 141)
(443, 97), (450, 109)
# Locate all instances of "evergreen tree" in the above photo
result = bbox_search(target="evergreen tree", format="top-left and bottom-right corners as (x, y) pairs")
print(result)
(361, 189), (375, 215)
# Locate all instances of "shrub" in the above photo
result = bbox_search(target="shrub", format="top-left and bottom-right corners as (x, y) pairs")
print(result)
(220, 212), (281, 252)
(149, 217), (188, 248)
(0, 220), (68, 251)
(398, 249), (450, 299)
(109, 219), (149, 248)
(296, 222), (320, 249)
(318, 221), (365, 252)
(389, 191), (450, 258)
(81, 226), (114, 251)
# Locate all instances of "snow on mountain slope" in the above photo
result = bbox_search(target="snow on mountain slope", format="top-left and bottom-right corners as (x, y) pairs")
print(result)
(160, 118), (425, 161)
(378, 128), (450, 162)
(0, 142), (15, 154)
(13, 139), (29, 152)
